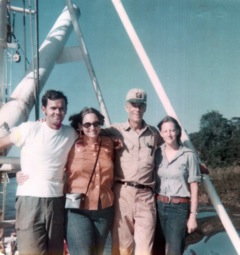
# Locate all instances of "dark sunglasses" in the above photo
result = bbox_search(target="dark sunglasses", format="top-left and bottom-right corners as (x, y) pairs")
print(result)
(82, 121), (101, 128)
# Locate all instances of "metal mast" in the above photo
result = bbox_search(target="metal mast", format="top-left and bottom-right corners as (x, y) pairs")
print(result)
(66, 0), (111, 127)
(0, 0), (7, 108)
(111, 0), (240, 253)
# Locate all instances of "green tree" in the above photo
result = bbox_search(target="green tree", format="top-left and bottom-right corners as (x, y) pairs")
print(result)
(190, 111), (236, 168)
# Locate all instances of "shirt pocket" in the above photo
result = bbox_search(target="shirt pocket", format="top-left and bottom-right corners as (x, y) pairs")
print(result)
(178, 163), (188, 178)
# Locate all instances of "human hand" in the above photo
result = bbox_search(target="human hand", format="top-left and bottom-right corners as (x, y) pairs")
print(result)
(113, 138), (123, 150)
(199, 163), (209, 174)
(16, 171), (29, 185)
(187, 214), (198, 233)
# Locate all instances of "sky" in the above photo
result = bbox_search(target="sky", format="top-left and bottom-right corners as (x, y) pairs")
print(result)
(3, 2), (240, 251)
(7, 0), (240, 134)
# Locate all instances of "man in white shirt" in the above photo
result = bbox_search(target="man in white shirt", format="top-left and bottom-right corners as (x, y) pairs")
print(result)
(0, 90), (77, 255)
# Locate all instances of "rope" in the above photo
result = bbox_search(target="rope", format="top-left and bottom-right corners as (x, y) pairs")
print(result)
(22, 0), (27, 71)
(34, 0), (39, 120)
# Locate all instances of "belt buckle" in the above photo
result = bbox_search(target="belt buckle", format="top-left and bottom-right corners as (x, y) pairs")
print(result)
(166, 195), (171, 204)
(132, 182), (138, 188)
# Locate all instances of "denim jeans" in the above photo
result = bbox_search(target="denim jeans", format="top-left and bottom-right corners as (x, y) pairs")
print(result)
(156, 200), (189, 255)
(65, 206), (113, 255)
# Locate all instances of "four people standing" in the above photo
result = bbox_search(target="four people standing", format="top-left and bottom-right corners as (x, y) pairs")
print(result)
(8, 88), (202, 255)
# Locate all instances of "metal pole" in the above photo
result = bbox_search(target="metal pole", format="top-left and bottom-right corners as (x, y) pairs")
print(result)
(34, 0), (40, 120)
(203, 175), (240, 254)
(9, 5), (35, 14)
(66, 0), (111, 127)
(0, 0), (7, 241)
(0, 0), (7, 107)
(111, 0), (240, 254)
(0, 5), (80, 136)
(111, 0), (189, 138)
(0, 156), (20, 165)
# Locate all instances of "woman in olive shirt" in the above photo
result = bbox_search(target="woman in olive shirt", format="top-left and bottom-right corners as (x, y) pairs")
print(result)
(155, 116), (201, 255)
(65, 107), (114, 255)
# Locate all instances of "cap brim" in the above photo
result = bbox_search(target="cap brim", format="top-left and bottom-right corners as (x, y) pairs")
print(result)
(127, 99), (146, 104)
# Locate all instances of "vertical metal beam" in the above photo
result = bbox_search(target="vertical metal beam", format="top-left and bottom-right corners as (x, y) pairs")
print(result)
(111, 0), (240, 254)
(66, 0), (111, 127)
(0, 0), (7, 241)
(0, 0), (8, 241)
(34, 0), (39, 120)
(0, 0), (7, 107)
(0, 5), (80, 137)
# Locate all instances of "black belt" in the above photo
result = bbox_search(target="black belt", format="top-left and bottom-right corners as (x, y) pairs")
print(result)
(116, 180), (151, 190)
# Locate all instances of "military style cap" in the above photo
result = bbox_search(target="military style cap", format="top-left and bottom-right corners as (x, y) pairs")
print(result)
(126, 88), (147, 104)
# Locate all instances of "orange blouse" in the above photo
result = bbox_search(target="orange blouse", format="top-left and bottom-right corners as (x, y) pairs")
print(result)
(64, 136), (114, 210)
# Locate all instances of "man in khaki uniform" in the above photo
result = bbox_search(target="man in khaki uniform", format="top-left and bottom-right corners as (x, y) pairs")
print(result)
(105, 88), (161, 255)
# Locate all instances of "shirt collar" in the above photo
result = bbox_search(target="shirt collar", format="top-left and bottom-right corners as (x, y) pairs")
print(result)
(160, 143), (193, 161)
(122, 119), (148, 131)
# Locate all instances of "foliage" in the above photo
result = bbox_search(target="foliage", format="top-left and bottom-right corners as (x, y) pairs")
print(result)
(189, 111), (240, 168)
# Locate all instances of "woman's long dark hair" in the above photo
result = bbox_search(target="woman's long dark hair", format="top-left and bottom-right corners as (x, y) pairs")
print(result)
(157, 116), (182, 145)
(69, 107), (105, 133)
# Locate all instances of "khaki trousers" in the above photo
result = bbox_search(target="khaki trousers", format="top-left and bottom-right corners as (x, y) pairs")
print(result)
(112, 183), (156, 255)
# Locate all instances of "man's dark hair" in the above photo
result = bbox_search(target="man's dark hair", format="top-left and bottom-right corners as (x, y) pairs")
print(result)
(41, 90), (68, 107)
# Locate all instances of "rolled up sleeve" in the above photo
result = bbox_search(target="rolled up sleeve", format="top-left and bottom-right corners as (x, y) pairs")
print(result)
(187, 153), (202, 183)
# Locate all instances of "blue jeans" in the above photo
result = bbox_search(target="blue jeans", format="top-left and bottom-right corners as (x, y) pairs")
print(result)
(65, 206), (113, 255)
(156, 201), (189, 255)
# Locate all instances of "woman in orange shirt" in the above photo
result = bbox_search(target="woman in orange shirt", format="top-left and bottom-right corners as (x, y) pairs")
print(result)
(64, 107), (115, 255)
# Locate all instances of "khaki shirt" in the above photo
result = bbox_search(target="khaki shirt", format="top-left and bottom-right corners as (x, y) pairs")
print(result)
(105, 121), (161, 188)
(65, 136), (114, 210)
